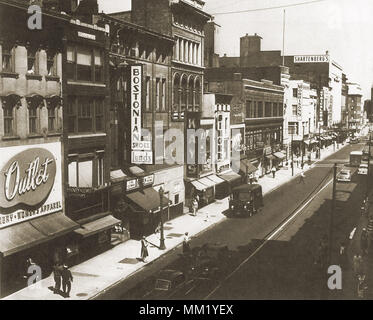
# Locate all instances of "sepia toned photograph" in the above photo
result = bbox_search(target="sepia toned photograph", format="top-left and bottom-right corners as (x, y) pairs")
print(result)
(0, 0), (372, 306)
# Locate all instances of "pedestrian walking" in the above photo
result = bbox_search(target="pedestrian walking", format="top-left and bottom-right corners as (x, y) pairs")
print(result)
(361, 228), (369, 256)
(271, 166), (276, 178)
(192, 197), (198, 216)
(140, 236), (149, 262)
(357, 274), (368, 299)
(298, 171), (306, 184)
(155, 223), (161, 240)
(183, 232), (190, 254)
(61, 265), (73, 298)
(53, 263), (63, 294)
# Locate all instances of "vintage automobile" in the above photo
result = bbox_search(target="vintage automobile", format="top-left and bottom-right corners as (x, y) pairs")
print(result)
(229, 184), (263, 216)
(337, 169), (352, 182)
(358, 163), (369, 175)
(143, 269), (187, 299)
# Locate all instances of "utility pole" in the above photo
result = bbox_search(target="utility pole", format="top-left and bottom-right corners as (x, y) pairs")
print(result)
(329, 163), (337, 266)
(366, 131), (371, 199)
(291, 132), (294, 176)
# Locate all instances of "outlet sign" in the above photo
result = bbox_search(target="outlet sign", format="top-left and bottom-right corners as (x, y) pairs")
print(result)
(0, 142), (63, 229)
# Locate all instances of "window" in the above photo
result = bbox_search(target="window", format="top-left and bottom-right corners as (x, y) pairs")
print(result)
(68, 97), (105, 134)
(162, 79), (166, 111)
(2, 43), (13, 72)
(94, 49), (102, 82)
(265, 102), (271, 117)
(258, 102), (263, 117)
(77, 47), (92, 81)
(67, 97), (76, 133)
(66, 46), (75, 79)
(273, 103), (278, 117)
(146, 77), (150, 111)
(279, 103), (283, 116)
(48, 105), (56, 131)
(27, 48), (38, 74)
(29, 105), (38, 134)
(95, 100), (104, 132)
(188, 78), (194, 109)
(292, 104), (298, 116)
(47, 51), (57, 76)
(173, 75), (180, 112)
(3, 104), (14, 136)
(68, 156), (104, 188)
(68, 46), (103, 82)
(246, 100), (253, 118)
(156, 78), (160, 111)
(293, 88), (298, 97)
(181, 77), (187, 112)
(77, 98), (93, 132)
(195, 80), (200, 109)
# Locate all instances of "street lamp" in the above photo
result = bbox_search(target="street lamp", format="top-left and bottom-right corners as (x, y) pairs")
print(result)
(158, 187), (166, 250)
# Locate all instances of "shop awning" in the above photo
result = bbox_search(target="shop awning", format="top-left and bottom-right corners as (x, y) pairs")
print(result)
(206, 174), (225, 185)
(219, 170), (241, 182)
(273, 152), (286, 160)
(191, 180), (208, 191)
(310, 139), (318, 144)
(129, 166), (145, 176)
(240, 160), (258, 174)
(29, 212), (79, 239)
(303, 139), (310, 145)
(110, 169), (127, 183)
(198, 177), (216, 188)
(265, 155), (276, 161)
(74, 215), (121, 238)
(318, 136), (325, 141)
(0, 213), (78, 257)
(126, 188), (168, 212)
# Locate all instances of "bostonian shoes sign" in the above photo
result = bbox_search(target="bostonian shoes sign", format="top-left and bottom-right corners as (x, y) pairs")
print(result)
(0, 142), (63, 229)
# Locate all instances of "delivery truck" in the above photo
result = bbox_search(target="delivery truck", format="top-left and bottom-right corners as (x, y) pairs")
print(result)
(350, 151), (363, 167)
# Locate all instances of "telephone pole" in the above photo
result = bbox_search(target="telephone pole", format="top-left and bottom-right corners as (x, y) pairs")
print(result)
(366, 131), (371, 199)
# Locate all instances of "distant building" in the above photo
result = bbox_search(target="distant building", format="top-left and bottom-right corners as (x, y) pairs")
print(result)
(346, 82), (363, 128)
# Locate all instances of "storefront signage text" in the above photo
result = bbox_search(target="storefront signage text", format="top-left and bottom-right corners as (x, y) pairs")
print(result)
(294, 55), (330, 63)
(0, 143), (63, 228)
(78, 31), (96, 40)
(131, 65), (153, 164)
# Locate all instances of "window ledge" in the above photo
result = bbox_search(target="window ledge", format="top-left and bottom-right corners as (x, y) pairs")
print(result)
(0, 71), (19, 79)
(45, 75), (60, 82)
(2, 135), (20, 141)
(47, 132), (62, 137)
(27, 134), (43, 139)
(26, 74), (43, 81)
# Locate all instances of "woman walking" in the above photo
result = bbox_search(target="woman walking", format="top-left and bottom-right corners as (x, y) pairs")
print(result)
(141, 236), (149, 262)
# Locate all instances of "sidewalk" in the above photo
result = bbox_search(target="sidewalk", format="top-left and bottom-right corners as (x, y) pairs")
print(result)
(4, 143), (346, 300)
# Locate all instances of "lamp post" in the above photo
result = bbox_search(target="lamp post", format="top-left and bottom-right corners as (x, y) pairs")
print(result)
(158, 187), (166, 250)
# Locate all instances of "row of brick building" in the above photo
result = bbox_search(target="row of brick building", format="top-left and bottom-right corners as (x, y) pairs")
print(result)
(0, 0), (365, 297)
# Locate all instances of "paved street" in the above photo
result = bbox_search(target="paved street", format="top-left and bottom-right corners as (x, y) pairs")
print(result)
(96, 142), (367, 300)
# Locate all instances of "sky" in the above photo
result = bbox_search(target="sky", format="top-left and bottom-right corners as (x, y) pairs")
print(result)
(97, 0), (373, 100)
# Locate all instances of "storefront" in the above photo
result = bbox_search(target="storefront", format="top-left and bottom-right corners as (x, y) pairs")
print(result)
(0, 142), (79, 297)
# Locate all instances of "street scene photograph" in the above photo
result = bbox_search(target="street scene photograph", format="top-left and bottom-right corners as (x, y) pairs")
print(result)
(1, 0), (373, 304)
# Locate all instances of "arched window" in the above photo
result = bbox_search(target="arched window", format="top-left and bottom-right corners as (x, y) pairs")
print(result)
(195, 79), (201, 110)
(1, 94), (21, 137)
(188, 77), (194, 110)
(181, 76), (187, 112)
(173, 74), (180, 112)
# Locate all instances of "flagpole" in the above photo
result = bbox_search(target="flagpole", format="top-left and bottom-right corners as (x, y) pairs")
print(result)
(282, 9), (286, 66)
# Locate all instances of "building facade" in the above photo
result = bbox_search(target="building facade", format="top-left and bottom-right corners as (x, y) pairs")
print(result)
(0, 0), (78, 297)
(346, 82), (363, 129)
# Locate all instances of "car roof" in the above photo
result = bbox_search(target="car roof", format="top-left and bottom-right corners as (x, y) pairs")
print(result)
(360, 163), (368, 167)
(340, 169), (350, 173)
(232, 184), (262, 192)
(158, 269), (184, 280)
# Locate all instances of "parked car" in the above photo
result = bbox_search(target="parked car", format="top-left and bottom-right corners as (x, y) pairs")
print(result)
(349, 137), (359, 144)
(143, 269), (187, 299)
(337, 169), (352, 182)
(358, 163), (368, 175)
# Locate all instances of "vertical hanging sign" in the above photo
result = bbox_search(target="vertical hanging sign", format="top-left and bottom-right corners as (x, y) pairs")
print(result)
(131, 65), (152, 164)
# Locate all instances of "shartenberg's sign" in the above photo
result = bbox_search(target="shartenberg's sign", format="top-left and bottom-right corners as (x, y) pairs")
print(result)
(0, 142), (63, 229)
(294, 55), (330, 63)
